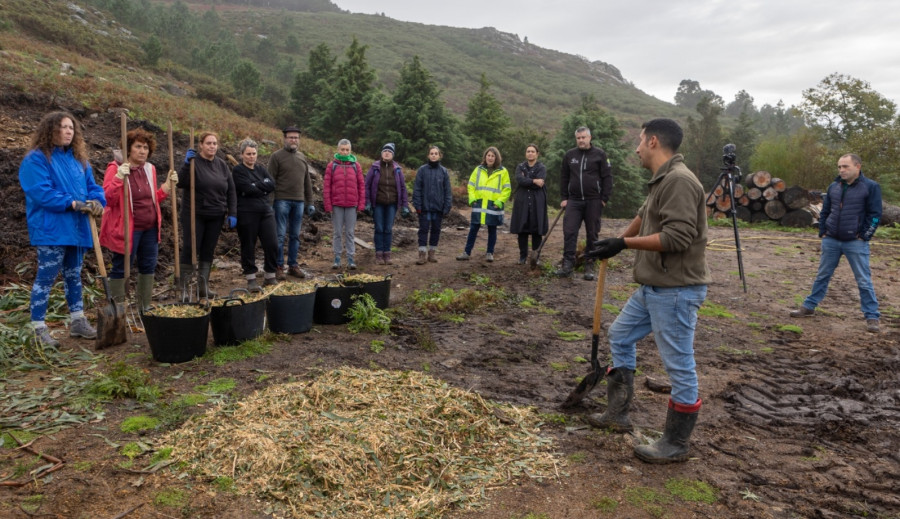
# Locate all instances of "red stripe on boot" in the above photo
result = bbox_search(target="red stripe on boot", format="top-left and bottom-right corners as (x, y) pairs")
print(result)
(669, 398), (702, 414)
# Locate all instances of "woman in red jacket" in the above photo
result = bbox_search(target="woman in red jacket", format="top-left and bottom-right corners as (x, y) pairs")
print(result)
(323, 139), (365, 270)
(100, 127), (176, 310)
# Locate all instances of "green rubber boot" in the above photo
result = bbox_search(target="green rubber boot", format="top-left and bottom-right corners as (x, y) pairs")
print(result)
(136, 274), (155, 311)
(108, 277), (126, 304)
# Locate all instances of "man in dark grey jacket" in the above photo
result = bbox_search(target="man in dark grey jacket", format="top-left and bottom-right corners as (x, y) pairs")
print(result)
(556, 126), (612, 280)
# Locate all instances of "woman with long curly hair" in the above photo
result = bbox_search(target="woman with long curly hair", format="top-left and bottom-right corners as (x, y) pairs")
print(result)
(19, 111), (106, 347)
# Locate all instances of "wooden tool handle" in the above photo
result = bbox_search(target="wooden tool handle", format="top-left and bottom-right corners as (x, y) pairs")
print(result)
(89, 217), (107, 278)
(592, 259), (608, 335)
(168, 122), (180, 279)
(121, 113), (130, 281)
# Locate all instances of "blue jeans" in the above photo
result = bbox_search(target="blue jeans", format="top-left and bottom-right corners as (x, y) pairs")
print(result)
(111, 227), (159, 278)
(274, 199), (305, 268)
(803, 236), (880, 319)
(464, 224), (497, 255)
(608, 284), (707, 405)
(31, 245), (85, 321)
(373, 203), (397, 253)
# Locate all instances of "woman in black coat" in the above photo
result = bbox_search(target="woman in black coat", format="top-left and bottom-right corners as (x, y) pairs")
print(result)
(231, 138), (279, 292)
(509, 144), (548, 264)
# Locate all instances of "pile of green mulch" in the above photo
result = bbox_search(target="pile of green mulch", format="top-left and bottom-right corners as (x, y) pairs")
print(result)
(165, 367), (562, 518)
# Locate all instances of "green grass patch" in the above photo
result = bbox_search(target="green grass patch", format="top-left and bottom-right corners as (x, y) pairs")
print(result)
(194, 377), (236, 394)
(346, 293), (391, 334)
(601, 303), (620, 315)
(213, 476), (235, 492)
(591, 496), (618, 513)
(624, 486), (671, 517)
(1, 430), (39, 449)
(549, 362), (569, 372)
(153, 488), (188, 508)
(84, 361), (160, 402)
(567, 452), (587, 463)
(776, 324), (803, 334)
(760, 347), (775, 354)
(205, 337), (273, 365)
(666, 478), (718, 504)
(573, 355), (588, 363)
(174, 393), (208, 407)
(71, 460), (93, 471)
(150, 447), (173, 464)
(120, 442), (145, 459)
(555, 330), (585, 341)
(698, 302), (735, 319)
(370, 340), (385, 353)
(21, 494), (43, 514)
(538, 413), (568, 425)
(716, 345), (754, 355)
(120, 415), (160, 434)
(408, 286), (501, 316)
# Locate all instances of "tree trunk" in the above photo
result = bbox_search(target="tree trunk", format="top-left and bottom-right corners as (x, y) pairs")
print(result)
(770, 178), (786, 192)
(732, 184), (745, 199)
(762, 186), (779, 201)
(735, 206), (752, 222)
(781, 185), (810, 210)
(750, 211), (769, 223)
(747, 187), (762, 200)
(749, 170), (771, 189)
(780, 208), (815, 228)
(882, 202), (900, 227)
(764, 199), (787, 220)
(750, 201), (763, 212)
(715, 195), (733, 212)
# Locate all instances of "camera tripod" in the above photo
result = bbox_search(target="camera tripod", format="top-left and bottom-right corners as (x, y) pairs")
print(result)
(715, 144), (747, 292)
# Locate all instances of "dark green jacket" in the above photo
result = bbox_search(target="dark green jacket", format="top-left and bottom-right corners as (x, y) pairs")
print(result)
(633, 154), (711, 287)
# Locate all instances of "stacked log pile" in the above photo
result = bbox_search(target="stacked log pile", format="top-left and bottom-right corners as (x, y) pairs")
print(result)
(706, 171), (820, 228)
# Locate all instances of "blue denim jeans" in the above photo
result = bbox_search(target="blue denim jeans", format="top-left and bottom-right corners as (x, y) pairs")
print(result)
(803, 236), (880, 319)
(110, 227), (159, 278)
(464, 224), (497, 255)
(607, 284), (707, 405)
(373, 203), (398, 253)
(274, 199), (305, 268)
(31, 245), (85, 321)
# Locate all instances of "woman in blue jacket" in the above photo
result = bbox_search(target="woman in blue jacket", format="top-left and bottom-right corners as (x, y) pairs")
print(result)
(19, 111), (106, 347)
(412, 146), (452, 264)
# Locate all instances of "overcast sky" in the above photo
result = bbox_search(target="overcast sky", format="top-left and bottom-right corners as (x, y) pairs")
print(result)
(334, 0), (900, 110)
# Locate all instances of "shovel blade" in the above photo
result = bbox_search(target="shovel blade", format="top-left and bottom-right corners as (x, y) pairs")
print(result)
(95, 276), (127, 350)
(561, 367), (606, 408)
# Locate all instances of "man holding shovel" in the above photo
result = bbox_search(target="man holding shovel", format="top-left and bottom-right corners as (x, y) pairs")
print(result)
(584, 118), (710, 464)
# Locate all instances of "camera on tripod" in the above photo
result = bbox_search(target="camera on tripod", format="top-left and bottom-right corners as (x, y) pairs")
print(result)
(721, 143), (741, 184)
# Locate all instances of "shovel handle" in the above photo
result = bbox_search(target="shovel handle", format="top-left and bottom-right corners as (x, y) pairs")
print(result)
(168, 122), (180, 281)
(189, 128), (197, 266)
(533, 206), (564, 260)
(592, 259), (608, 335)
(121, 113), (130, 282)
(89, 217), (107, 278)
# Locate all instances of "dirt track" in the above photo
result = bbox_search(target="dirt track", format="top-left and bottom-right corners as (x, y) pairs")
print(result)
(1, 99), (899, 519)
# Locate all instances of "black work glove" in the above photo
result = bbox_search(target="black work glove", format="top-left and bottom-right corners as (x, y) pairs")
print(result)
(586, 237), (626, 260)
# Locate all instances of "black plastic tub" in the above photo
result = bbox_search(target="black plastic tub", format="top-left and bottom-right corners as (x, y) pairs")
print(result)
(268, 291), (316, 333)
(313, 283), (363, 325)
(356, 275), (391, 309)
(210, 289), (267, 346)
(141, 304), (210, 363)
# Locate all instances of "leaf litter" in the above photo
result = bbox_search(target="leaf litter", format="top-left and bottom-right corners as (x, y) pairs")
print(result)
(164, 367), (562, 518)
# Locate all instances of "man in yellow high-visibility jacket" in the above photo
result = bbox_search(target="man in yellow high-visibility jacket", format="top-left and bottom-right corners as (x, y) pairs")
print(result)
(457, 146), (511, 262)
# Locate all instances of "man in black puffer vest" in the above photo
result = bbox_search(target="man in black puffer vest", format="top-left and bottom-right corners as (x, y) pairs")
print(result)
(790, 153), (882, 333)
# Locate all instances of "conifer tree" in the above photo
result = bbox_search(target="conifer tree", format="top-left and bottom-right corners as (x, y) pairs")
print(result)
(463, 73), (510, 170)
(289, 43), (336, 132)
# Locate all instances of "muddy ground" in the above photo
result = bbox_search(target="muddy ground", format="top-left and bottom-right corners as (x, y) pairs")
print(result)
(1, 99), (899, 519)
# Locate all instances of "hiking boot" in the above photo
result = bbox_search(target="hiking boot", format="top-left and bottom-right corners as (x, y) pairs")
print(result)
(348, 256), (357, 270)
(867, 319), (880, 333)
(332, 256), (341, 269)
(34, 326), (59, 348)
(416, 250), (427, 265)
(790, 306), (815, 317)
(585, 368), (634, 432)
(288, 265), (305, 278)
(69, 317), (97, 339)
(275, 266), (286, 281)
(485, 253), (494, 262)
(427, 249), (437, 263)
(583, 261), (596, 281)
(263, 276), (279, 287)
(518, 255), (527, 265)
(383, 252), (392, 265)
(456, 252), (470, 261)
(634, 400), (701, 464)
(247, 278), (262, 293)
(375, 251), (385, 265)
(555, 259), (574, 277)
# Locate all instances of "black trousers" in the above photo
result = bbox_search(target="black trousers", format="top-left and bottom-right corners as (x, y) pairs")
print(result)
(180, 212), (224, 264)
(517, 233), (542, 257)
(236, 211), (278, 275)
(562, 199), (603, 262)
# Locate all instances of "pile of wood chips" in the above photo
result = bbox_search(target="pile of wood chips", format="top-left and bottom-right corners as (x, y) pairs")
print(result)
(267, 280), (317, 296)
(142, 304), (209, 318)
(164, 367), (561, 518)
(342, 273), (385, 284)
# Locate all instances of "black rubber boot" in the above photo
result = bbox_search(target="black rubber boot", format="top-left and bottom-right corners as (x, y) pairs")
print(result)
(554, 259), (574, 277)
(583, 260), (596, 281)
(198, 261), (217, 299)
(585, 368), (634, 432)
(634, 399), (701, 464)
